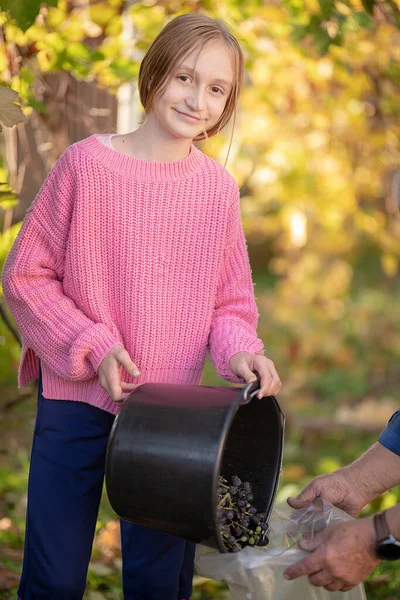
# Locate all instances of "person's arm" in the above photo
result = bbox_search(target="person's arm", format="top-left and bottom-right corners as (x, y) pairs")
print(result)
(288, 440), (400, 516)
(288, 410), (400, 514)
(385, 503), (400, 539)
(207, 183), (265, 384)
(2, 146), (122, 382)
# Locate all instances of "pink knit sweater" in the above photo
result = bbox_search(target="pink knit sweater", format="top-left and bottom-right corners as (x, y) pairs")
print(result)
(2, 134), (264, 414)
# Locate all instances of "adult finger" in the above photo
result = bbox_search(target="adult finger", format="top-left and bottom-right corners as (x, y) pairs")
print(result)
(287, 480), (321, 509)
(284, 551), (322, 580)
(325, 580), (345, 592)
(308, 570), (334, 588)
(298, 530), (325, 552)
(339, 584), (355, 592)
(115, 346), (140, 377)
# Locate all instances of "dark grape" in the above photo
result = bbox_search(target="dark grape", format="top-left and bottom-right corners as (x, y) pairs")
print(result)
(217, 474), (270, 553)
(220, 525), (230, 534)
(258, 513), (266, 522)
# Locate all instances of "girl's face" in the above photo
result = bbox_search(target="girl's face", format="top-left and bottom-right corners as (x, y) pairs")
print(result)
(149, 40), (235, 141)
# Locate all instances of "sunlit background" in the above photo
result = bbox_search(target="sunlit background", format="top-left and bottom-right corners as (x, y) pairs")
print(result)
(0, 0), (399, 597)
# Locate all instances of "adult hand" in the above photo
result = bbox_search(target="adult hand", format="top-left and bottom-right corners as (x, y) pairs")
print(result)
(98, 344), (141, 404)
(284, 517), (380, 591)
(229, 352), (282, 399)
(287, 467), (372, 517)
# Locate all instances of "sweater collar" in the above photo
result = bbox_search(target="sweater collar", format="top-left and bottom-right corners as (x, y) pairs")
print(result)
(79, 135), (206, 182)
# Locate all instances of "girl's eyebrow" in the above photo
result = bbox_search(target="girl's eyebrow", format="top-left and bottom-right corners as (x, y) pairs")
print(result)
(178, 64), (233, 88)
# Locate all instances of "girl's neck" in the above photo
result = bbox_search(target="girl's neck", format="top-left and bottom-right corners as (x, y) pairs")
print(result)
(115, 117), (193, 163)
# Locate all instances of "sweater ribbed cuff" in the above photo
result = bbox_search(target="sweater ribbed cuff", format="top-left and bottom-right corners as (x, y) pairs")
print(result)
(87, 329), (122, 373)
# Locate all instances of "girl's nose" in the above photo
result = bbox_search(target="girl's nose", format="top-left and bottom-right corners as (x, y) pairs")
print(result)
(185, 88), (207, 114)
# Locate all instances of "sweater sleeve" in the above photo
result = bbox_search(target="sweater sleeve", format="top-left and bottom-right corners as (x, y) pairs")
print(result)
(208, 183), (264, 383)
(2, 146), (122, 381)
(378, 411), (400, 456)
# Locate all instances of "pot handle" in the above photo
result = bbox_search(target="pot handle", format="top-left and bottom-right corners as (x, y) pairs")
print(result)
(239, 372), (261, 405)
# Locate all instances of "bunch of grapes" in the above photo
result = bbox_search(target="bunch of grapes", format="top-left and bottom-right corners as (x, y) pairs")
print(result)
(216, 475), (270, 553)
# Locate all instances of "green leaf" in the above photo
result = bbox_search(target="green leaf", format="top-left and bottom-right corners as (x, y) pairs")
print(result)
(360, 0), (375, 15)
(65, 42), (92, 63)
(388, 59), (400, 81)
(109, 58), (138, 80)
(384, 0), (400, 28)
(350, 11), (374, 28)
(91, 50), (106, 62)
(0, 0), (58, 31)
(317, 0), (335, 20)
(26, 95), (48, 113)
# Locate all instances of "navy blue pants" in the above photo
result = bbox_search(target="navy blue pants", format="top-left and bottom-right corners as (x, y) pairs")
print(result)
(18, 373), (196, 600)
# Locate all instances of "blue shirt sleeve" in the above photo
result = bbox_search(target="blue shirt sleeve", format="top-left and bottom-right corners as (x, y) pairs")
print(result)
(378, 410), (400, 456)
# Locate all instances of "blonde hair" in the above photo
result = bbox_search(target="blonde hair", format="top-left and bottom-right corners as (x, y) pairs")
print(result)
(138, 13), (244, 142)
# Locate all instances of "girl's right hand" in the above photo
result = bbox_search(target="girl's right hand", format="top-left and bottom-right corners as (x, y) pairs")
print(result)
(98, 344), (141, 404)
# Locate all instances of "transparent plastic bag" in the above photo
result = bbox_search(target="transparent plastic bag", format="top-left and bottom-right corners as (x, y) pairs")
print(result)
(195, 498), (367, 600)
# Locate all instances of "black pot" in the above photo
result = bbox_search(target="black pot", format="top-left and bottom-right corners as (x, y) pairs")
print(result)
(105, 380), (285, 552)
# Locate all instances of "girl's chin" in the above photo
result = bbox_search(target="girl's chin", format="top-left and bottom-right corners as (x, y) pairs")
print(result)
(167, 125), (203, 141)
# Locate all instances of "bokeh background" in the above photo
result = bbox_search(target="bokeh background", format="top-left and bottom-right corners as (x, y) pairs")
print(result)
(0, 0), (399, 597)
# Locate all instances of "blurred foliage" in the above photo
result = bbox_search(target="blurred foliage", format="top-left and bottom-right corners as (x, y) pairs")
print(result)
(1, 379), (400, 598)
(1, 0), (399, 404)
(0, 0), (400, 597)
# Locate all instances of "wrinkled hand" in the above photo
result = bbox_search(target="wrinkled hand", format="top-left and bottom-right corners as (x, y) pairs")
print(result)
(287, 467), (371, 517)
(229, 352), (282, 398)
(98, 344), (141, 404)
(284, 517), (380, 592)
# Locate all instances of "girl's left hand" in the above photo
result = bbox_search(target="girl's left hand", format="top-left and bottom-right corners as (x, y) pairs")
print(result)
(229, 352), (282, 398)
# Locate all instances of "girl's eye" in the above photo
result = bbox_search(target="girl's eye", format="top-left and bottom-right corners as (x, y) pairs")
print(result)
(177, 76), (223, 95)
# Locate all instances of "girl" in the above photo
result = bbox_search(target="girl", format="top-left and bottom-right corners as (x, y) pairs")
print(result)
(2, 13), (282, 600)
